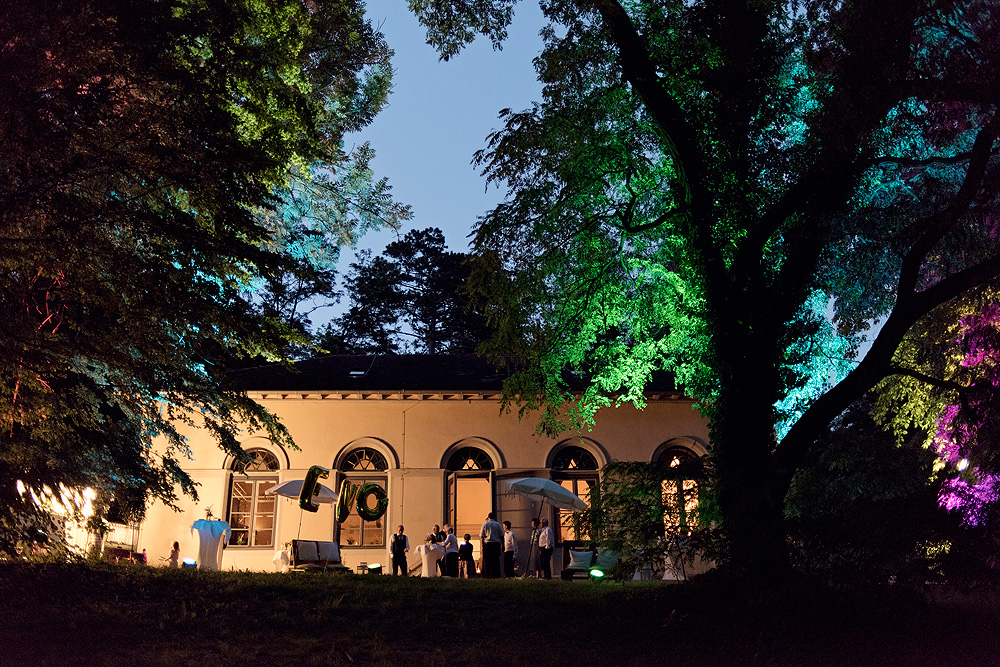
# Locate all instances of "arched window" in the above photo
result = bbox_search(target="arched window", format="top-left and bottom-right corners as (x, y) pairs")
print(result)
(551, 446), (599, 544)
(343, 447), (388, 472)
(446, 447), (494, 471)
(228, 449), (279, 548)
(658, 447), (701, 532)
(444, 445), (494, 545)
(339, 447), (388, 547)
(551, 446), (598, 471)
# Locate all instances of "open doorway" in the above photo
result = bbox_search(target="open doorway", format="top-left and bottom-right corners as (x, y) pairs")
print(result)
(445, 446), (495, 559)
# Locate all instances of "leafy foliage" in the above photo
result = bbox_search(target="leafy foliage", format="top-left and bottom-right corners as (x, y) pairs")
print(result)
(249, 145), (413, 359)
(872, 289), (1000, 528)
(0, 0), (399, 554)
(412, 0), (1000, 581)
(575, 459), (721, 581)
(319, 227), (491, 354)
(786, 397), (960, 584)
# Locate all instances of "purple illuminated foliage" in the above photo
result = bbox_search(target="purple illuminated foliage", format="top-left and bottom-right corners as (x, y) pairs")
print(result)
(935, 304), (1000, 525)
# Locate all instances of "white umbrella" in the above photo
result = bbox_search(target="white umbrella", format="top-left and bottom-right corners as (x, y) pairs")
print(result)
(266, 479), (337, 540)
(266, 479), (337, 503)
(504, 477), (588, 511)
(505, 477), (588, 579)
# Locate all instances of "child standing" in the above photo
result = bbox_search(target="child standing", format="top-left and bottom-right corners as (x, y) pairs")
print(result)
(458, 533), (476, 578)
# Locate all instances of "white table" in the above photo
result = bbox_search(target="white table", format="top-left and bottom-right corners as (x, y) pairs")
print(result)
(414, 543), (445, 577)
(190, 519), (231, 571)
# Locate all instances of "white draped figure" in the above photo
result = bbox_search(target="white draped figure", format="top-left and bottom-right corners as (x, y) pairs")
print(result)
(190, 519), (232, 571)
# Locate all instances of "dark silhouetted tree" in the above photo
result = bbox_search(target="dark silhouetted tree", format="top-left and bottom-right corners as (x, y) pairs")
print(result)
(319, 227), (491, 354)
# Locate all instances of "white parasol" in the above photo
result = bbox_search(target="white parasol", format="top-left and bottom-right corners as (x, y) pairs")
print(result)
(504, 477), (588, 578)
(504, 477), (588, 512)
(265, 479), (338, 539)
(266, 479), (337, 504)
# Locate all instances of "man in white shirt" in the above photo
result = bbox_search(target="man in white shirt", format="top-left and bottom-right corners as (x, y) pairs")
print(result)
(502, 520), (518, 578)
(479, 512), (504, 578)
(538, 517), (555, 579)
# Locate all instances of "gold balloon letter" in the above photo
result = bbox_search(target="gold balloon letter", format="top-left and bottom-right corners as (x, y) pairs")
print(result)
(298, 465), (330, 513)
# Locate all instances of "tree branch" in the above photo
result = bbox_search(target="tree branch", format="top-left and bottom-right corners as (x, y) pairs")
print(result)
(888, 363), (967, 393)
(897, 110), (1000, 297)
(772, 252), (1000, 498)
(737, 0), (922, 291)
(870, 153), (972, 168)
(585, 0), (728, 308)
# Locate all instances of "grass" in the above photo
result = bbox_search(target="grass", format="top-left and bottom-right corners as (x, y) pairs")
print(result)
(1, 562), (998, 666)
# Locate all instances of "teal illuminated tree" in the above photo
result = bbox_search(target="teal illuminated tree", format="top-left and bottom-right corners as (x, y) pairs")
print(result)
(0, 0), (402, 553)
(410, 0), (1000, 582)
(248, 145), (412, 359)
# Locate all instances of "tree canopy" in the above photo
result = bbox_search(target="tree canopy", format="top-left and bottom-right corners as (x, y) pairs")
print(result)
(410, 0), (1000, 582)
(319, 227), (491, 354)
(0, 0), (401, 552)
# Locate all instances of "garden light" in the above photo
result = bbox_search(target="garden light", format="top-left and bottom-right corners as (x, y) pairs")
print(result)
(367, 563), (382, 574)
(589, 568), (605, 581)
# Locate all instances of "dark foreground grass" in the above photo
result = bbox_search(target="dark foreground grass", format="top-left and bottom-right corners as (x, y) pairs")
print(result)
(1, 563), (998, 667)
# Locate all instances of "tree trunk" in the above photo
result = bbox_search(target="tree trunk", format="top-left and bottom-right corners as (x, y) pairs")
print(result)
(709, 314), (793, 585)
(711, 390), (792, 584)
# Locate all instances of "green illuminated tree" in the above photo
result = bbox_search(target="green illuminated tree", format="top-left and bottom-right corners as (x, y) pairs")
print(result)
(410, 0), (1000, 583)
(0, 0), (400, 553)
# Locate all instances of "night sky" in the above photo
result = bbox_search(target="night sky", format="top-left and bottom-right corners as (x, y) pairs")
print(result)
(344, 2), (545, 259)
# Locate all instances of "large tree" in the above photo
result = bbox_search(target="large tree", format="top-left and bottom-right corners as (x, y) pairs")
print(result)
(409, 0), (1000, 583)
(320, 227), (490, 354)
(248, 146), (413, 359)
(0, 0), (399, 552)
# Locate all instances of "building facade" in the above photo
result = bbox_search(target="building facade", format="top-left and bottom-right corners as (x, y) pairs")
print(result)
(137, 355), (710, 576)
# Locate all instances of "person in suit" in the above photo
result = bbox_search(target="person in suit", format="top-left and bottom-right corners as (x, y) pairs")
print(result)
(458, 533), (476, 578)
(390, 525), (410, 575)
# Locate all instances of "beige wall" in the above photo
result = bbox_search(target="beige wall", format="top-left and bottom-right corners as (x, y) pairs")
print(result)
(139, 394), (709, 574)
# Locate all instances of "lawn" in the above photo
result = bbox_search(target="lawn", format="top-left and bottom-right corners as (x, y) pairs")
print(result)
(1, 563), (997, 666)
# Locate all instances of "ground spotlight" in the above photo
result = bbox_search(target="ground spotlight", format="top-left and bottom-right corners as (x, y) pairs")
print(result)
(367, 563), (382, 574)
(589, 568), (605, 581)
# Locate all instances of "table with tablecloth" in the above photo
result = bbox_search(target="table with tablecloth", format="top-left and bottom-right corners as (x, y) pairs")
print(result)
(414, 543), (445, 577)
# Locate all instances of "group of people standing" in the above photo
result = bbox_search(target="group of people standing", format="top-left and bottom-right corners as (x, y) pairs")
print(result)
(389, 523), (472, 577)
(389, 514), (555, 579)
(476, 512), (555, 579)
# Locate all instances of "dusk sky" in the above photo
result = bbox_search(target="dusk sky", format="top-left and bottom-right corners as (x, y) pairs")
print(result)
(343, 2), (546, 261)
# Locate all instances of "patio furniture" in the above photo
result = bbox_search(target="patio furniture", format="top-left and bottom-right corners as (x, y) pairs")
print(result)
(414, 542), (446, 577)
(191, 518), (231, 571)
(561, 547), (619, 580)
(289, 539), (350, 573)
(561, 548), (596, 580)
